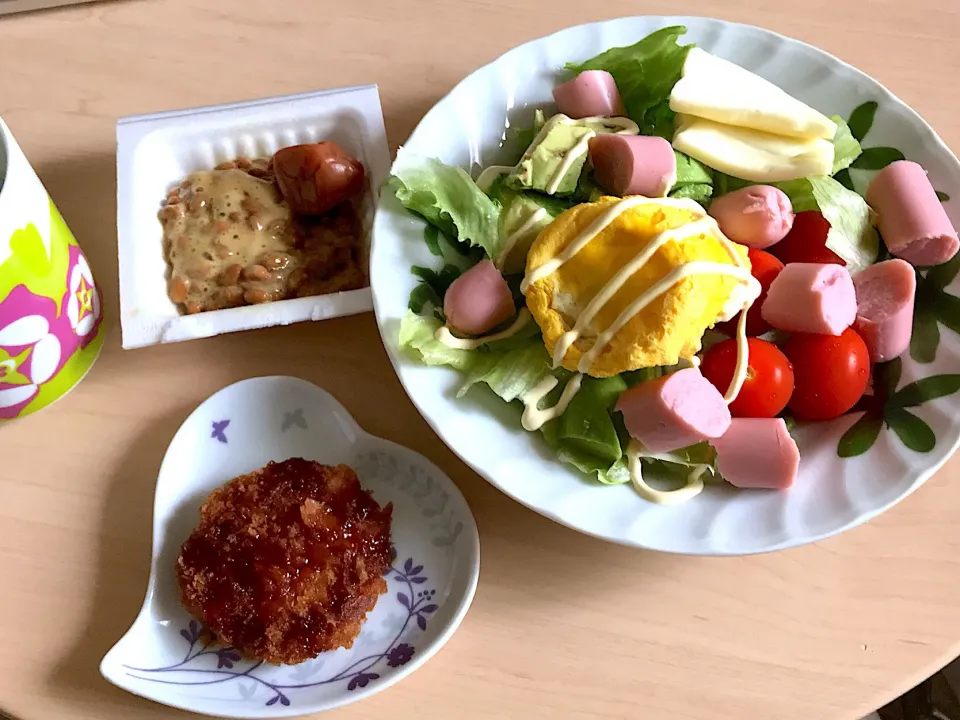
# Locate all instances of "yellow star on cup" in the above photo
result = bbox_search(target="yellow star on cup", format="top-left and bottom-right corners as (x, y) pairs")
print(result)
(76, 276), (94, 321)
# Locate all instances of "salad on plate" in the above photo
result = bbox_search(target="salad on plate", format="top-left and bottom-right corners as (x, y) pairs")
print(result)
(384, 26), (960, 505)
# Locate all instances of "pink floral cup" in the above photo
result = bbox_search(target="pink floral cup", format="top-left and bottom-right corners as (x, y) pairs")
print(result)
(0, 118), (103, 421)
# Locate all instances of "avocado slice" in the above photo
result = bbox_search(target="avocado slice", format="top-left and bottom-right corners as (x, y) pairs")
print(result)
(508, 117), (596, 196)
(508, 114), (633, 196)
(498, 195), (558, 274)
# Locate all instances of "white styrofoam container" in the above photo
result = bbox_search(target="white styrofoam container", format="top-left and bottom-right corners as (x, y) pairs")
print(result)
(116, 85), (390, 350)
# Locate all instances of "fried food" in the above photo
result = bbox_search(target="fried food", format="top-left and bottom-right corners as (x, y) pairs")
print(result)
(524, 196), (749, 376)
(176, 458), (393, 665)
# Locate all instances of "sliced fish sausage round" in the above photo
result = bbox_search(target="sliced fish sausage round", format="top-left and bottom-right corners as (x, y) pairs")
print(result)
(615, 368), (731, 453)
(552, 70), (625, 119)
(443, 260), (515, 336)
(712, 418), (799, 490)
(866, 160), (959, 267)
(853, 258), (917, 362)
(589, 134), (677, 198)
(761, 262), (857, 336)
(707, 185), (794, 249)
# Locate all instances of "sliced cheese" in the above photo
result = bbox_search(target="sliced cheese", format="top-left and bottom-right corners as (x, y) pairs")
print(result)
(672, 115), (835, 183)
(670, 48), (837, 141)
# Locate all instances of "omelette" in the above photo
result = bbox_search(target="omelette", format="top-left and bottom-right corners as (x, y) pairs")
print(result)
(523, 196), (751, 378)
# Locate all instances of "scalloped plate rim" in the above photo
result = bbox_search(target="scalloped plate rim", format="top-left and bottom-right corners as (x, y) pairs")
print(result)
(370, 15), (960, 556)
(99, 375), (481, 717)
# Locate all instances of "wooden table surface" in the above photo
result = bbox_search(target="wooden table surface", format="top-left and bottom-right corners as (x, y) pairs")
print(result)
(2, 0), (960, 718)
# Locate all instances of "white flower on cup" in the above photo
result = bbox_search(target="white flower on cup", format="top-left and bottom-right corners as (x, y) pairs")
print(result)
(67, 255), (100, 337)
(0, 314), (61, 410)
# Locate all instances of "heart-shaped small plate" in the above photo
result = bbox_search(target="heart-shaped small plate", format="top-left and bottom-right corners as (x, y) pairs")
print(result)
(100, 376), (480, 718)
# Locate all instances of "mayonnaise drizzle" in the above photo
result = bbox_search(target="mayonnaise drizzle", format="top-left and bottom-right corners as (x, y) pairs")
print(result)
(521, 195), (761, 409)
(476, 113), (640, 195)
(435, 309), (533, 350)
(520, 195), (707, 293)
(525, 113), (640, 152)
(496, 207), (549, 270)
(546, 131), (594, 195)
(551, 217), (722, 368)
(576, 261), (757, 375)
(483, 114), (641, 200)
(626, 440), (706, 505)
(521, 373), (584, 431)
(725, 305), (752, 403)
(475, 135), (760, 506)
(542, 116), (641, 195)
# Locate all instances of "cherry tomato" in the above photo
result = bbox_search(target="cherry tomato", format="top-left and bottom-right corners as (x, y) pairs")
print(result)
(273, 141), (366, 215)
(700, 337), (795, 418)
(780, 327), (870, 421)
(716, 248), (785, 337)
(769, 211), (845, 266)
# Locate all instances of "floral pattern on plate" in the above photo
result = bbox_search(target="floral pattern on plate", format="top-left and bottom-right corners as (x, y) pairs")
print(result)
(100, 376), (480, 718)
(123, 557), (438, 708)
(829, 101), (960, 457)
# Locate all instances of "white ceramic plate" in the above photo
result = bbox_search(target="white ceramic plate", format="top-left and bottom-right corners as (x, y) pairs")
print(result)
(100, 376), (480, 717)
(371, 16), (960, 555)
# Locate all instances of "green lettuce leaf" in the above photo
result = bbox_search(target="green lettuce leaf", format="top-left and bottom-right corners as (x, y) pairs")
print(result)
(457, 342), (552, 402)
(509, 109), (548, 158)
(489, 168), (574, 214)
(408, 283), (441, 319)
(621, 366), (667, 387)
(830, 115), (862, 174)
(557, 376), (628, 464)
(496, 185), (575, 219)
(389, 149), (503, 258)
(713, 172), (752, 197)
(670, 183), (713, 205)
(408, 264), (461, 320)
(422, 225), (442, 256)
(492, 188), (575, 273)
(669, 151), (714, 205)
(541, 419), (631, 485)
(633, 441), (722, 485)
(674, 151), (713, 185)
(775, 176), (879, 274)
(637, 441), (718, 471)
(565, 26), (693, 134)
(399, 313), (708, 489)
(539, 376), (631, 484)
(459, 345), (632, 484)
(573, 171), (606, 203)
(645, 101), (678, 140)
(397, 311), (479, 371)
(484, 317), (544, 352)
(484, 173), (510, 203)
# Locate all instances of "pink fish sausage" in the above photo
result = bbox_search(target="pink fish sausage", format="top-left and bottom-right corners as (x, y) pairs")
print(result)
(761, 263), (857, 336)
(853, 258), (917, 362)
(443, 260), (515, 336)
(866, 160), (959, 267)
(712, 418), (799, 490)
(589, 134), (677, 198)
(615, 368), (731, 453)
(708, 186), (795, 249)
(553, 70), (626, 119)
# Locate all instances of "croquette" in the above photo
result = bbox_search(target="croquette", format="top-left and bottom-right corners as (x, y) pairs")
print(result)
(176, 458), (393, 665)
